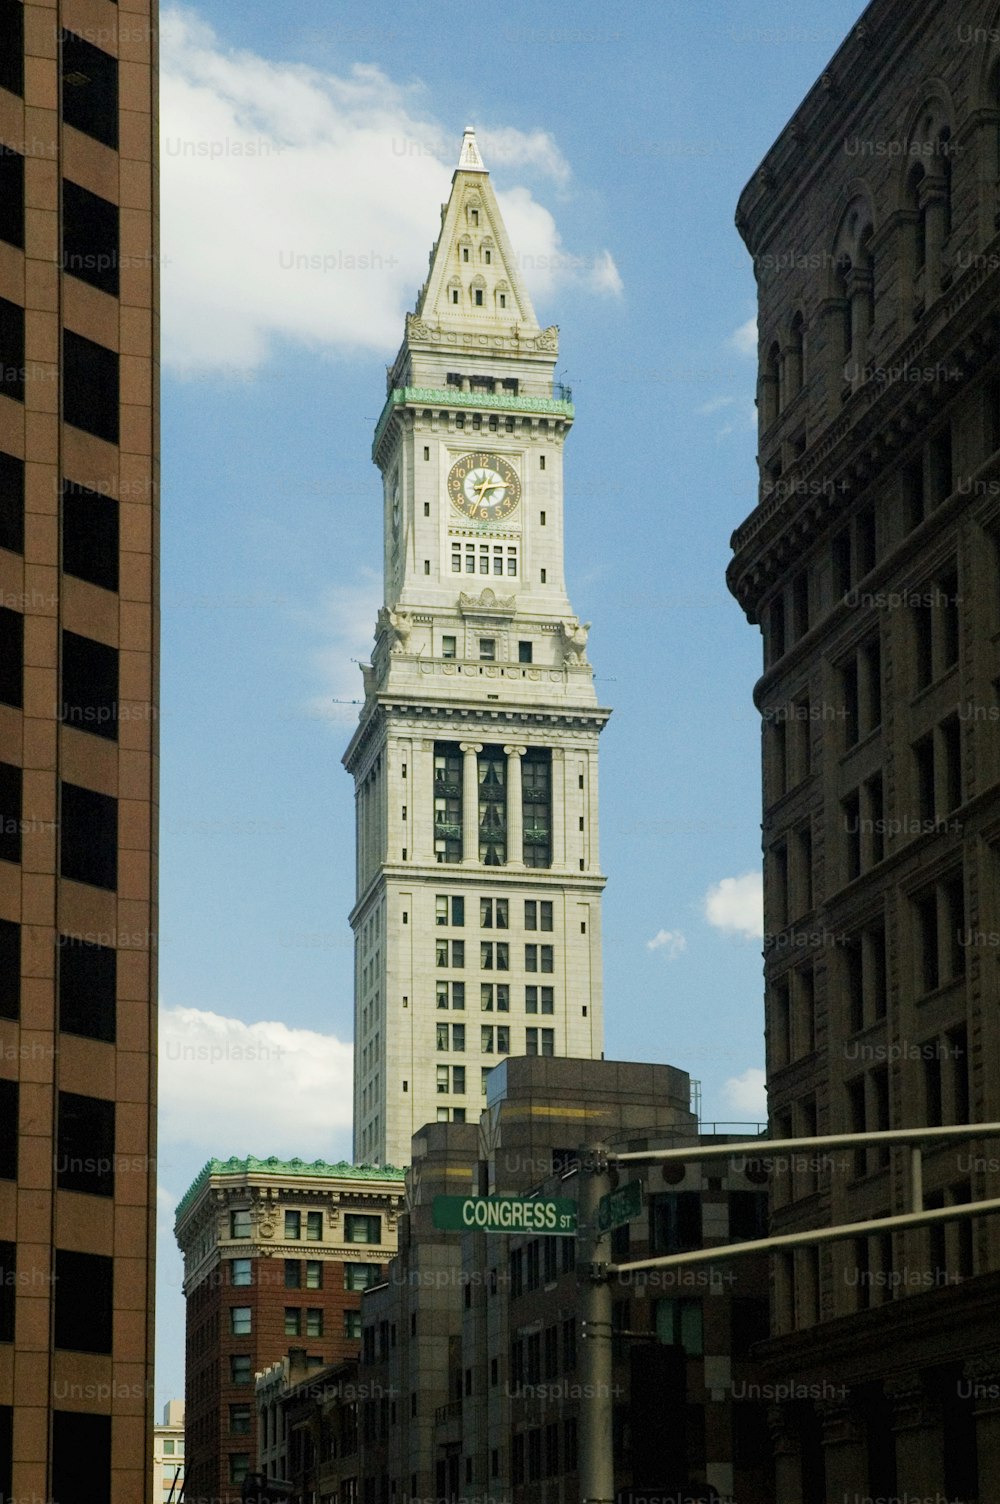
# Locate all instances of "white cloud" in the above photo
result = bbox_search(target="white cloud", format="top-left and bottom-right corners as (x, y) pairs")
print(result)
(722, 1067), (767, 1119)
(160, 8), (621, 371)
(729, 316), (758, 355)
(703, 871), (764, 940)
(646, 928), (687, 959)
(159, 1005), (354, 1160)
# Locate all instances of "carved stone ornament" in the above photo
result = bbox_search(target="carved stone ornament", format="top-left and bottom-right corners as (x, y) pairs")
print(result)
(459, 587), (516, 614)
(535, 327), (558, 352)
(406, 316), (435, 340)
(561, 619), (591, 664)
(377, 606), (413, 653)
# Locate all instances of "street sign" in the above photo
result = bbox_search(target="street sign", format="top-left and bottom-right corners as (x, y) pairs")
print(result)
(433, 1194), (577, 1235)
(597, 1179), (643, 1233)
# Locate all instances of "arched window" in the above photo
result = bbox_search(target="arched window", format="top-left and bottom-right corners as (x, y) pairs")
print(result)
(939, 127), (953, 240)
(907, 163), (927, 271)
(836, 254), (853, 358)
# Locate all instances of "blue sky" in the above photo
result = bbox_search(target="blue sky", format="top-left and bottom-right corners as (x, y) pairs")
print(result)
(154, 0), (868, 1405)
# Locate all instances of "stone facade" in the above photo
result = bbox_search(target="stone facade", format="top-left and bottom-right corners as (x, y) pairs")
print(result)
(344, 130), (609, 1168)
(0, 6), (159, 1503)
(729, 0), (1000, 1497)
(174, 1157), (406, 1504)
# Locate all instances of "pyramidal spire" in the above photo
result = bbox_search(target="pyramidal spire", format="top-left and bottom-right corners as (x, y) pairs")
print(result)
(413, 128), (541, 333)
(458, 125), (486, 172)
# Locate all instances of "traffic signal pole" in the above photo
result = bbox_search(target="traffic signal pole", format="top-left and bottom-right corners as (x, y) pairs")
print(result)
(578, 1144), (614, 1504)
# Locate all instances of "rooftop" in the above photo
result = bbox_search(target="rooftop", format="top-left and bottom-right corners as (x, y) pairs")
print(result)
(175, 1154), (407, 1224)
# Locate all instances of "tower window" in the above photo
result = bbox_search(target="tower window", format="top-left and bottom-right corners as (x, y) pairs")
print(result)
(499, 294), (506, 308)
(452, 290), (459, 304)
(471, 210), (479, 226)
(485, 250), (492, 264)
(540, 569), (547, 584)
(518, 641), (533, 664)
(475, 290), (483, 306)
(424, 446), (430, 460)
(479, 638), (496, 661)
(540, 456), (546, 470)
(452, 545), (462, 573)
(540, 511), (546, 525)
(424, 559), (430, 574)
(463, 248), (469, 262)
(508, 548), (517, 576)
(442, 635), (457, 660)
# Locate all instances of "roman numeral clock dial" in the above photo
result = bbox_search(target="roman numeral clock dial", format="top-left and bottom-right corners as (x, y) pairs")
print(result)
(447, 451), (521, 522)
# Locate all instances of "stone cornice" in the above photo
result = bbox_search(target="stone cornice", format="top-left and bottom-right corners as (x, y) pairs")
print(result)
(372, 386), (574, 458)
(343, 694), (611, 774)
(175, 1155), (407, 1228)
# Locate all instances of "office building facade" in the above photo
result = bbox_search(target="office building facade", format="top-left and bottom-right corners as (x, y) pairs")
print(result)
(0, 3), (159, 1501)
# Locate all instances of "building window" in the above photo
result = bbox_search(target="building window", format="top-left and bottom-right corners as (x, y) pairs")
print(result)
(54, 1251), (113, 1353)
(654, 1298), (703, 1356)
(305, 1259), (323, 1289)
(230, 1307), (252, 1336)
(525, 987), (554, 1015)
(525, 900), (553, 931)
(437, 1064), (450, 1092)
(61, 31), (118, 149)
(480, 898), (509, 928)
(61, 631), (119, 741)
(306, 1309), (323, 1337)
(229, 1405), (251, 1437)
(230, 1355), (251, 1384)
(305, 1210), (323, 1240)
(285, 1210), (301, 1240)
(480, 942), (509, 970)
(285, 1307), (301, 1336)
(344, 1309), (362, 1339)
(452, 1023), (465, 1051)
(434, 744), (463, 864)
(522, 751), (551, 868)
(479, 637), (496, 661)
(526, 1027), (554, 1057)
(518, 640), (533, 663)
(442, 633), (457, 656)
(57, 1091), (114, 1197)
(345, 1214), (381, 1244)
(62, 179), (119, 296)
(53, 1415), (111, 1504)
(60, 782), (117, 889)
(58, 936), (115, 1042)
(0, 452), (24, 555)
(344, 1262), (379, 1291)
(228, 1456), (250, 1487)
(230, 1259), (251, 1287)
(0, 1), (24, 96)
(649, 1192), (702, 1255)
(481, 983), (509, 1012)
(63, 330), (119, 445)
(284, 1259), (301, 1288)
(0, 921), (18, 1022)
(229, 1209), (251, 1239)
(62, 481), (119, 592)
(0, 609), (20, 710)
(0, 297), (23, 405)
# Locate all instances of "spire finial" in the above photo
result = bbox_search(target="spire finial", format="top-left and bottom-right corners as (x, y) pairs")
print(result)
(458, 125), (487, 172)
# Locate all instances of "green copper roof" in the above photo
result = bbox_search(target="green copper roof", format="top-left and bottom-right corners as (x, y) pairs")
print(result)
(372, 386), (574, 456)
(175, 1155), (407, 1224)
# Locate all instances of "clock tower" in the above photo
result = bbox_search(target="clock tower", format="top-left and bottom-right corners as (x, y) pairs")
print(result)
(344, 129), (610, 1167)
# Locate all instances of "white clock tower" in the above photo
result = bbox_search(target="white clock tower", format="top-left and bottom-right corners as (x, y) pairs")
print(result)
(344, 129), (610, 1167)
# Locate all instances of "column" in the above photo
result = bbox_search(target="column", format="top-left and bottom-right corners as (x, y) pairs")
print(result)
(460, 743), (482, 865)
(887, 1371), (943, 1497)
(817, 1394), (867, 1501)
(919, 173), (949, 297)
(767, 1404), (804, 1504)
(504, 745), (525, 867)
(846, 265), (873, 388)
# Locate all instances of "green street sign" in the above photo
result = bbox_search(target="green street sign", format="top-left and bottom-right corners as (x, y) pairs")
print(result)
(598, 1179), (643, 1233)
(433, 1195), (577, 1235)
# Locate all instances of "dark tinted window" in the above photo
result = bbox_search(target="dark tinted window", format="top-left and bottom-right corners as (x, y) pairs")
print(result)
(56, 1090), (115, 1197)
(53, 1412), (112, 1504)
(0, 297), (24, 402)
(0, 1079), (17, 1179)
(61, 630), (119, 740)
(0, 1), (24, 96)
(63, 331), (119, 444)
(0, 607), (22, 706)
(63, 179), (120, 296)
(62, 481), (119, 591)
(0, 762), (22, 865)
(0, 919), (19, 1020)
(0, 451), (24, 553)
(59, 935), (116, 1041)
(54, 1250), (113, 1352)
(0, 146), (24, 248)
(61, 31), (118, 149)
(0, 1241), (12, 1342)
(60, 782), (117, 889)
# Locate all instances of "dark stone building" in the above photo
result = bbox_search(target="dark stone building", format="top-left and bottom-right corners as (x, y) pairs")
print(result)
(728, 1), (1000, 1497)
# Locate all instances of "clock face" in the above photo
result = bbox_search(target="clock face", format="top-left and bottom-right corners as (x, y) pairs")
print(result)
(447, 451), (521, 522)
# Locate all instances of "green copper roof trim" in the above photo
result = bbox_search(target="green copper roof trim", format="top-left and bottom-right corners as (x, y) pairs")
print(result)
(175, 1155), (407, 1223)
(372, 386), (574, 456)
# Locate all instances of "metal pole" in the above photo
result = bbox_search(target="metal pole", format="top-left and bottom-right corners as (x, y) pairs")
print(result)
(577, 1143), (613, 1504)
(910, 1146), (923, 1213)
(612, 1121), (1000, 1165)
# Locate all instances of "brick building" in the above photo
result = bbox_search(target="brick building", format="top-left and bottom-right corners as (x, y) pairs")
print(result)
(174, 1156), (405, 1504)
(0, 3), (159, 1501)
(728, 0), (1000, 1497)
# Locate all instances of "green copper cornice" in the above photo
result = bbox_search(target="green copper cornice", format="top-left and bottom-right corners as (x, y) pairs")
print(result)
(372, 386), (575, 457)
(176, 1154), (407, 1224)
